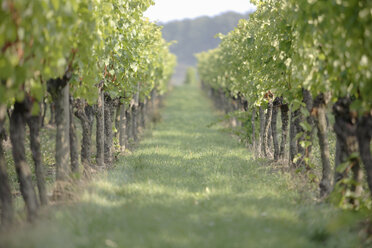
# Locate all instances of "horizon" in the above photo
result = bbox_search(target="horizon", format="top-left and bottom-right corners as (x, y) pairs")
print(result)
(144, 0), (256, 23)
(154, 10), (254, 24)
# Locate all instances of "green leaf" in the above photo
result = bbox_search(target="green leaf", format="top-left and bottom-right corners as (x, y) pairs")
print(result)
(336, 162), (349, 174)
(300, 121), (312, 132)
(31, 102), (40, 116)
(295, 132), (304, 141)
(30, 80), (44, 102)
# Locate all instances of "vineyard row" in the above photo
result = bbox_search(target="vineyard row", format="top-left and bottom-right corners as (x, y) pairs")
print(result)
(0, 0), (176, 226)
(197, 0), (372, 207)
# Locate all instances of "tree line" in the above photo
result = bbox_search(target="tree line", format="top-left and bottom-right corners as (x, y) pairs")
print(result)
(161, 11), (252, 66)
(0, 0), (176, 227)
(197, 0), (372, 207)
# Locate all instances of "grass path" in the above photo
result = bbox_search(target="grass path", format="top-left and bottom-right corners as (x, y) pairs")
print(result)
(1, 84), (361, 247)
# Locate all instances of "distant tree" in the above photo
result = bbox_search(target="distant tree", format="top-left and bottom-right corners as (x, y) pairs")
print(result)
(184, 67), (197, 85)
(161, 11), (252, 66)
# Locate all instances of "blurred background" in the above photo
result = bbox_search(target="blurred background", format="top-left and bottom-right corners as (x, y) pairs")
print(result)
(145, 0), (256, 85)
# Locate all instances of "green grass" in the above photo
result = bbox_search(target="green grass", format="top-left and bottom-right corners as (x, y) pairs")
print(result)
(0, 84), (366, 247)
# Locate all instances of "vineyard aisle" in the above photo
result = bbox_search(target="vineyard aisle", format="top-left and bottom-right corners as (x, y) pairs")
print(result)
(2, 84), (360, 248)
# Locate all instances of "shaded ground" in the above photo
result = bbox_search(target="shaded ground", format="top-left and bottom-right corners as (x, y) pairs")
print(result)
(0, 84), (363, 248)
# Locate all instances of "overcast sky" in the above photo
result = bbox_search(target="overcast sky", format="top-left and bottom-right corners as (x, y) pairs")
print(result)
(144, 0), (256, 23)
